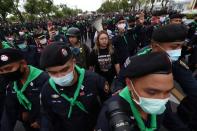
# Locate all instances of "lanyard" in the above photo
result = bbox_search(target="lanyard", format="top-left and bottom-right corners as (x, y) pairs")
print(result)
(123, 35), (128, 45)
(13, 66), (43, 110)
(119, 87), (157, 131)
(49, 65), (88, 118)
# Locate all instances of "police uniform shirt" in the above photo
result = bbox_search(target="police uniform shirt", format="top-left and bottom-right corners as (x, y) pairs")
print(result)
(114, 47), (197, 96)
(41, 70), (109, 131)
(95, 94), (191, 131)
(112, 32), (138, 66)
(4, 71), (49, 129)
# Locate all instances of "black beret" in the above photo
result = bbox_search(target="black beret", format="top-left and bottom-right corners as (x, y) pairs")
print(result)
(152, 24), (188, 43)
(128, 16), (136, 23)
(123, 52), (172, 79)
(115, 15), (125, 24)
(40, 42), (73, 69)
(169, 13), (183, 19)
(0, 49), (24, 67)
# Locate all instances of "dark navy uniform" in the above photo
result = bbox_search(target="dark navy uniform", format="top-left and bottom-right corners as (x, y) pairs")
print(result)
(0, 77), (9, 131)
(41, 70), (108, 131)
(95, 94), (191, 131)
(20, 45), (40, 68)
(114, 48), (197, 96)
(112, 31), (138, 67)
(2, 71), (49, 131)
(173, 60), (197, 96)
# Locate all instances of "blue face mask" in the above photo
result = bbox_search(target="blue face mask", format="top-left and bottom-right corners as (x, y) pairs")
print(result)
(70, 47), (80, 55)
(166, 49), (182, 62)
(51, 70), (74, 87)
(18, 43), (27, 49)
(131, 81), (169, 114)
(156, 44), (182, 62)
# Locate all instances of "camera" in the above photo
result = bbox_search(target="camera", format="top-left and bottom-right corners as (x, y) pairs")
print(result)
(107, 101), (132, 131)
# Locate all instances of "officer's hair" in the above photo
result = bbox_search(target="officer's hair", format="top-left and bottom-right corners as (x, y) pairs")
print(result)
(94, 30), (114, 55)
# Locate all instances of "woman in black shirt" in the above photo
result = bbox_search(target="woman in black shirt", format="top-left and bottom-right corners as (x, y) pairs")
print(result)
(89, 30), (120, 85)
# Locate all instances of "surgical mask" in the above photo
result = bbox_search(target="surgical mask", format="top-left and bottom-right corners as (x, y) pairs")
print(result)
(40, 38), (47, 45)
(55, 31), (59, 35)
(166, 49), (182, 62)
(160, 17), (165, 23)
(70, 47), (80, 55)
(131, 81), (169, 114)
(8, 37), (14, 41)
(51, 70), (74, 87)
(117, 23), (126, 30)
(19, 32), (25, 36)
(156, 44), (181, 62)
(18, 43), (27, 49)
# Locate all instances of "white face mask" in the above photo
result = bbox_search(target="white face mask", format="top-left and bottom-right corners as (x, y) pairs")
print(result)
(55, 31), (59, 35)
(8, 37), (14, 41)
(160, 17), (165, 23)
(131, 81), (169, 114)
(166, 49), (182, 62)
(19, 32), (25, 36)
(156, 44), (182, 62)
(117, 23), (126, 30)
(51, 70), (74, 87)
(40, 38), (47, 45)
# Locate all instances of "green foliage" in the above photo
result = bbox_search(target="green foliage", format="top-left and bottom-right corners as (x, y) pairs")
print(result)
(0, 0), (14, 22)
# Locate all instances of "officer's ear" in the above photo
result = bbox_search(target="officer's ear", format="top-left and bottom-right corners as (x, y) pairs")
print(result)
(151, 42), (160, 52)
(125, 77), (132, 90)
(20, 60), (28, 68)
(72, 58), (76, 65)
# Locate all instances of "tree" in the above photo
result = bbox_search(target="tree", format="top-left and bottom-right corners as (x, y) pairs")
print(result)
(97, 0), (130, 13)
(12, 0), (25, 23)
(0, 0), (14, 23)
(150, 0), (155, 12)
(24, 0), (40, 21)
(136, 0), (146, 11)
(37, 0), (53, 18)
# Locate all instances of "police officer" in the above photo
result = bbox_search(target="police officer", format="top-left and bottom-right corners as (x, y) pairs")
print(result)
(15, 37), (39, 68)
(95, 52), (191, 131)
(94, 20), (113, 43)
(40, 42), (110, 131)
(115, 24), (197, 96)
(169, 13), (183, 24)
(112, 16), (138, 67)
(0, 76), (9, 131)
(0, 48), (49, 131)
(66, 27), (90, 69)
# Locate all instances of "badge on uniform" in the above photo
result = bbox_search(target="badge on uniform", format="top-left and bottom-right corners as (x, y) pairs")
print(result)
(61, 49), (68, 57)
(1, 55), (9, 62)
(30, 82), (34, 86)
(51, 94), (60, 99)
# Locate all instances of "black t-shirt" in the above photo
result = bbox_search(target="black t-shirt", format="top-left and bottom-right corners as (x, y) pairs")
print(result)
(89, 48), (118, 84)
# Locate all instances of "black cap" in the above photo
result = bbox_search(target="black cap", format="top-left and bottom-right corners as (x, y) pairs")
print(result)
(66, 27), (80, 37)
(0, 48), (24, 67)
(40, 42), (73, 69)
(128, 16), (136, 23)
(152, 24), (188, 43)
(123, 52), (172, 79)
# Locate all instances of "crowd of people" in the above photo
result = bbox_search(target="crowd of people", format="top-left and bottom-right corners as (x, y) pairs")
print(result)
(0, 10), (196, 131)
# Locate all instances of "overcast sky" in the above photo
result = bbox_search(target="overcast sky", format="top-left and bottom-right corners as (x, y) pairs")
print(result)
(19, 0), (192, 12)
(53, 0), (192, 11)
(54, 0), (103, 11)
